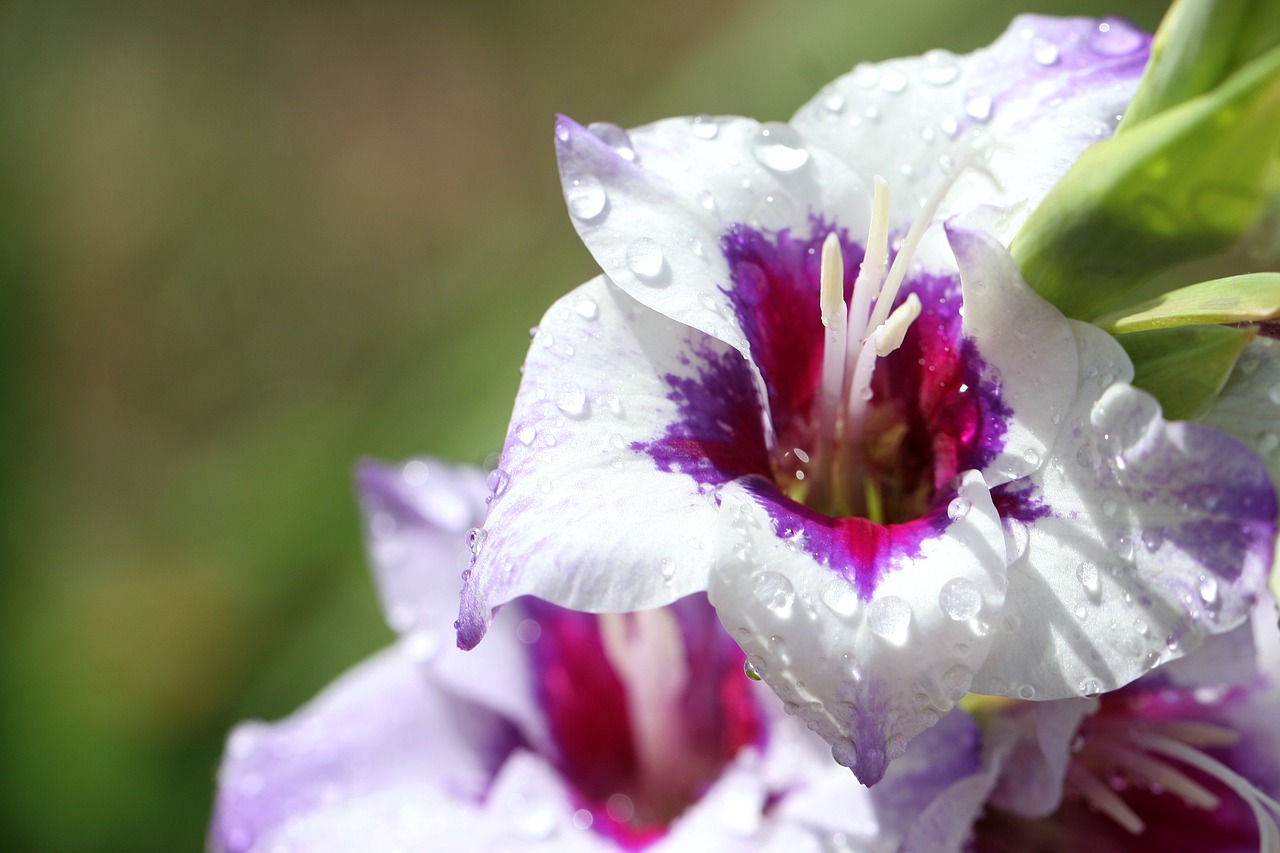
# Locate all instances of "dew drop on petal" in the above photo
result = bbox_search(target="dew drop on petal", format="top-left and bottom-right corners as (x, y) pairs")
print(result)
(696, 189), (717, 213)
(517, 425), (537, 446)
(753, 571), (796, 616)
(625, 237), (666, 281)
(690, 114), (719, 139)
(1017, 684), (1037, 700)
(821, 89), (845, 113)
(879, 69), (907, 93)
(940, 664), (972, 701)
(1078, 677), (1103, 697)
(744, 658), (765, 680)
(965, 95), (993, 122)
(939, 577), (983, 621)
(565, 176), (607, 222)
(572, 296), (598, 320)
(868, 596), (912, 644)
(832, 740), (858, 768)
(486, 468), (509, 497)
(1076, 561), (1100, 594)
(1198, 575), (1219, 606)
(751, 122), (810, 172)
(556, 384), (588, 417)
(1033, 43), (1060, 65)
(947, 496), (971, 520)
(587, 121), (637, 161)
(920, 49), (959, 85)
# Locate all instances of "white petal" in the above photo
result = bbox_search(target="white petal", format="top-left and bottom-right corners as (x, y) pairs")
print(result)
(793, 15), (1150, 243)
(210, 643), (515, 853)
(950, 225), (1080, 485)
(707, 470), (1007, 785)
(556, 114), (870, 367)
(974, 321), (1277, 699)
(459, 276), (764, 647)
(355, 458), (487, 637)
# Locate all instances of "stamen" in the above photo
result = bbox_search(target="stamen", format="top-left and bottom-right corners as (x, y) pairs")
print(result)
(599, 609), (693, 820)
(873, 293), (922, 357)
(1106, 743), (1220, 810)
(1067, 763), (1146, 834)
(845, 176), (890, 349)
(818, 233), (849, 423)
(1132, 731), (1280, 852)
(865, 153), (975, 336)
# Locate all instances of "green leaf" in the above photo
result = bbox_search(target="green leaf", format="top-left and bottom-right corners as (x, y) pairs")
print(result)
(1011, 41), (1280, 323)
(1094, 272), (1280, 333)
(1120, 0), (1279, 129)
(1116, 324), (1254, 420)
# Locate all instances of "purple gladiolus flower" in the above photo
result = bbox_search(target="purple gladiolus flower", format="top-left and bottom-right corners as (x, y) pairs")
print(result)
(457, 14), (1278, 785)
(209, 460), (1030, 852)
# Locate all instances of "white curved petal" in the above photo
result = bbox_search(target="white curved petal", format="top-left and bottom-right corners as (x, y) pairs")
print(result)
(459, 276), (762, 648)
(556, 114), (870, 362)
(707, 470), (1007, 785)
(210, 643), (517, 853)
(974, 322), (1277, 699)
(950, 226), (1080, 485)
(355, 458), (487, 637)
(983, 697), (1096, 818)
(1202, 336), (1280, 501)
(793, 15), (1150, 243)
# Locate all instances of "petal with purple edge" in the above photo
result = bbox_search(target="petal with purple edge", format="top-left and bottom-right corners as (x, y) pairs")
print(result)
(356, 458), (487, 637)
(210, 643), (518, 853)
(708, 470), (1007, 785)
(556, 113), (869, 376)
(973, 319), (1277, 700)
(792, 15), (1151, 244)
(459, 276), (768, 648)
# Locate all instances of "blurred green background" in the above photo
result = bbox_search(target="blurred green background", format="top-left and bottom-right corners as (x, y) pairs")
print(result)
(0, 1), (1170, 850)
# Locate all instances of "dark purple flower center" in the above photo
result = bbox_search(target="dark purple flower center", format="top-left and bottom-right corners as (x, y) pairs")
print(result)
(520, 595), (762, 848)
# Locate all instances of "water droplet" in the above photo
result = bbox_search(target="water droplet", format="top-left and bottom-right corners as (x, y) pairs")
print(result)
(1022, 448), (1042, 468)
(466, 526), (486, 554)
(1017, 684), (1037, 700)
(1268, 383), (1280, 405)
(1033, 43), (1060, 65)
(965, 95), (993, 122)
(1078, 677), (1103, 696)
(660, 558), (676, 583)
(868, 596), (912, 644)
(625, 237), (666, 281)
(879, 69), (907, 93)
(556, 384), (588, 417)
(920, 49), (959, 85)
(939, 577), (983, 620)
(753, 571), (796, 615)
(486, 468), (509, 497)
(821, 88), (845, 113)
(606, 394), (625, 418)
(947, 495), (971, 520)
(565, 176), (607, 221)
(690, 114), (719, 139)
(1091, 20), (1144, 55)
(1198, 575), (1219, 606)
(573, 296), (598, 320)
(696, 189), (717, 213)
(1077, 561), (1100, 594)
(940, 114), (959, 137)
(744, 658), (765, 680)
(831, 740), (858, 768)
(751, 122), (810, 172)
(851, 63), (879, 88)
(587, 121), (637, 161)
(517, 425), (537, 446)
(821, 582), (860, 617)
(1141, 528), (1163, 553)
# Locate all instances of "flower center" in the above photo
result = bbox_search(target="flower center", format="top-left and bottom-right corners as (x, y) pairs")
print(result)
(522, 598), (761, 845)
(783, 168), (972, 521)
